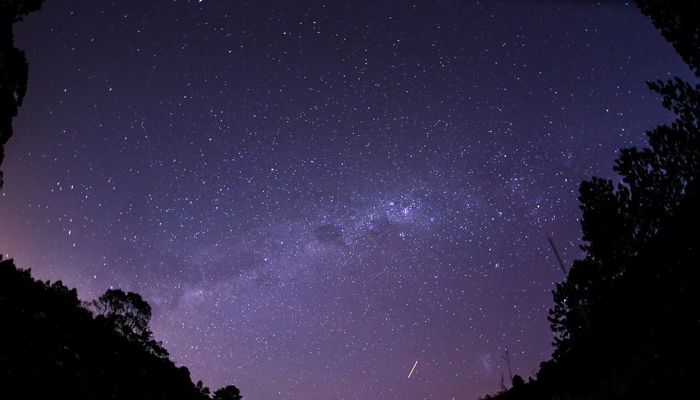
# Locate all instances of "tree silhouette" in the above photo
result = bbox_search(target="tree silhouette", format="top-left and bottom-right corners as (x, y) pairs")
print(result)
(635, 0), (700, 76)
(549, 47), (700, 361)
(89, 288), (169, 358)
(511, 375), (525, 388)
(196, 380), (211, 397)
(479, 3), (700, 399)
(213, 385), (243, 400)
(0, 0), (44, 188)
(1, 258), (214, 399)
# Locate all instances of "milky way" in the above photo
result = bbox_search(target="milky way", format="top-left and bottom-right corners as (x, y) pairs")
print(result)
(0, 1), (692, 399)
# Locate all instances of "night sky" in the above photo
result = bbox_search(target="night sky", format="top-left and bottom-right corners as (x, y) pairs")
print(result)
(0, 1), (693, 399)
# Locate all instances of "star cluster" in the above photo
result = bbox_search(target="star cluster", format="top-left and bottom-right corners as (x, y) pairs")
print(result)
(0, 1), (691, 399)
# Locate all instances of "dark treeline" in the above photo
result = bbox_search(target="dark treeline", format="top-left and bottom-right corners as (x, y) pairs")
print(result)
(483, 1), (700, 399)
(0, 257), (242, 400)
(483, 192), (700, 399)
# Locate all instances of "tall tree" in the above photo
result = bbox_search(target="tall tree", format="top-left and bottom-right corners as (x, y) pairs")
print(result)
(0, 0), (44, 188)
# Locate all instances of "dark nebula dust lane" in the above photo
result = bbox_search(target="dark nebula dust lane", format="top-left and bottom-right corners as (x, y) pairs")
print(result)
(0, 1), (692, 399)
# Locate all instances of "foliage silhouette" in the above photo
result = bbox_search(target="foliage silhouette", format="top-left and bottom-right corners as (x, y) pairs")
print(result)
(0, 0), (44, 188)
(213, 385), (243, 400)
(0, 257), (242, 400)
(635, 0), (700, 77)
(547, 78), (700, 360)
(548, 60), (700, 364)
(197, 380), (212, 397)
(482, 188), (700, 400)
(482, 1), (700, 399)
(88, 288), (169, 358)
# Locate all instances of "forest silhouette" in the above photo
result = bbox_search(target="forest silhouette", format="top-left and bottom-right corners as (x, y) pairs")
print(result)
(1, 1), (699, 399)
(483, 1), (700, 398)
(0, 258), (243, 400)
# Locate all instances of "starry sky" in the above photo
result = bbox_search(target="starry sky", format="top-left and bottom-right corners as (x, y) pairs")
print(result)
(0, 1), (693, 399)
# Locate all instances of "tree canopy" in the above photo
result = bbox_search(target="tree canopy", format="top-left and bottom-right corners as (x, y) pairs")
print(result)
(213, 385), (243, 400)
(482, 1), (700, 399)
(88, 288), (170, 358)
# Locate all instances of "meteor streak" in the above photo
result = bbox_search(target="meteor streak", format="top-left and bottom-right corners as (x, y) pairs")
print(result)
(407, 360), (418, 378)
